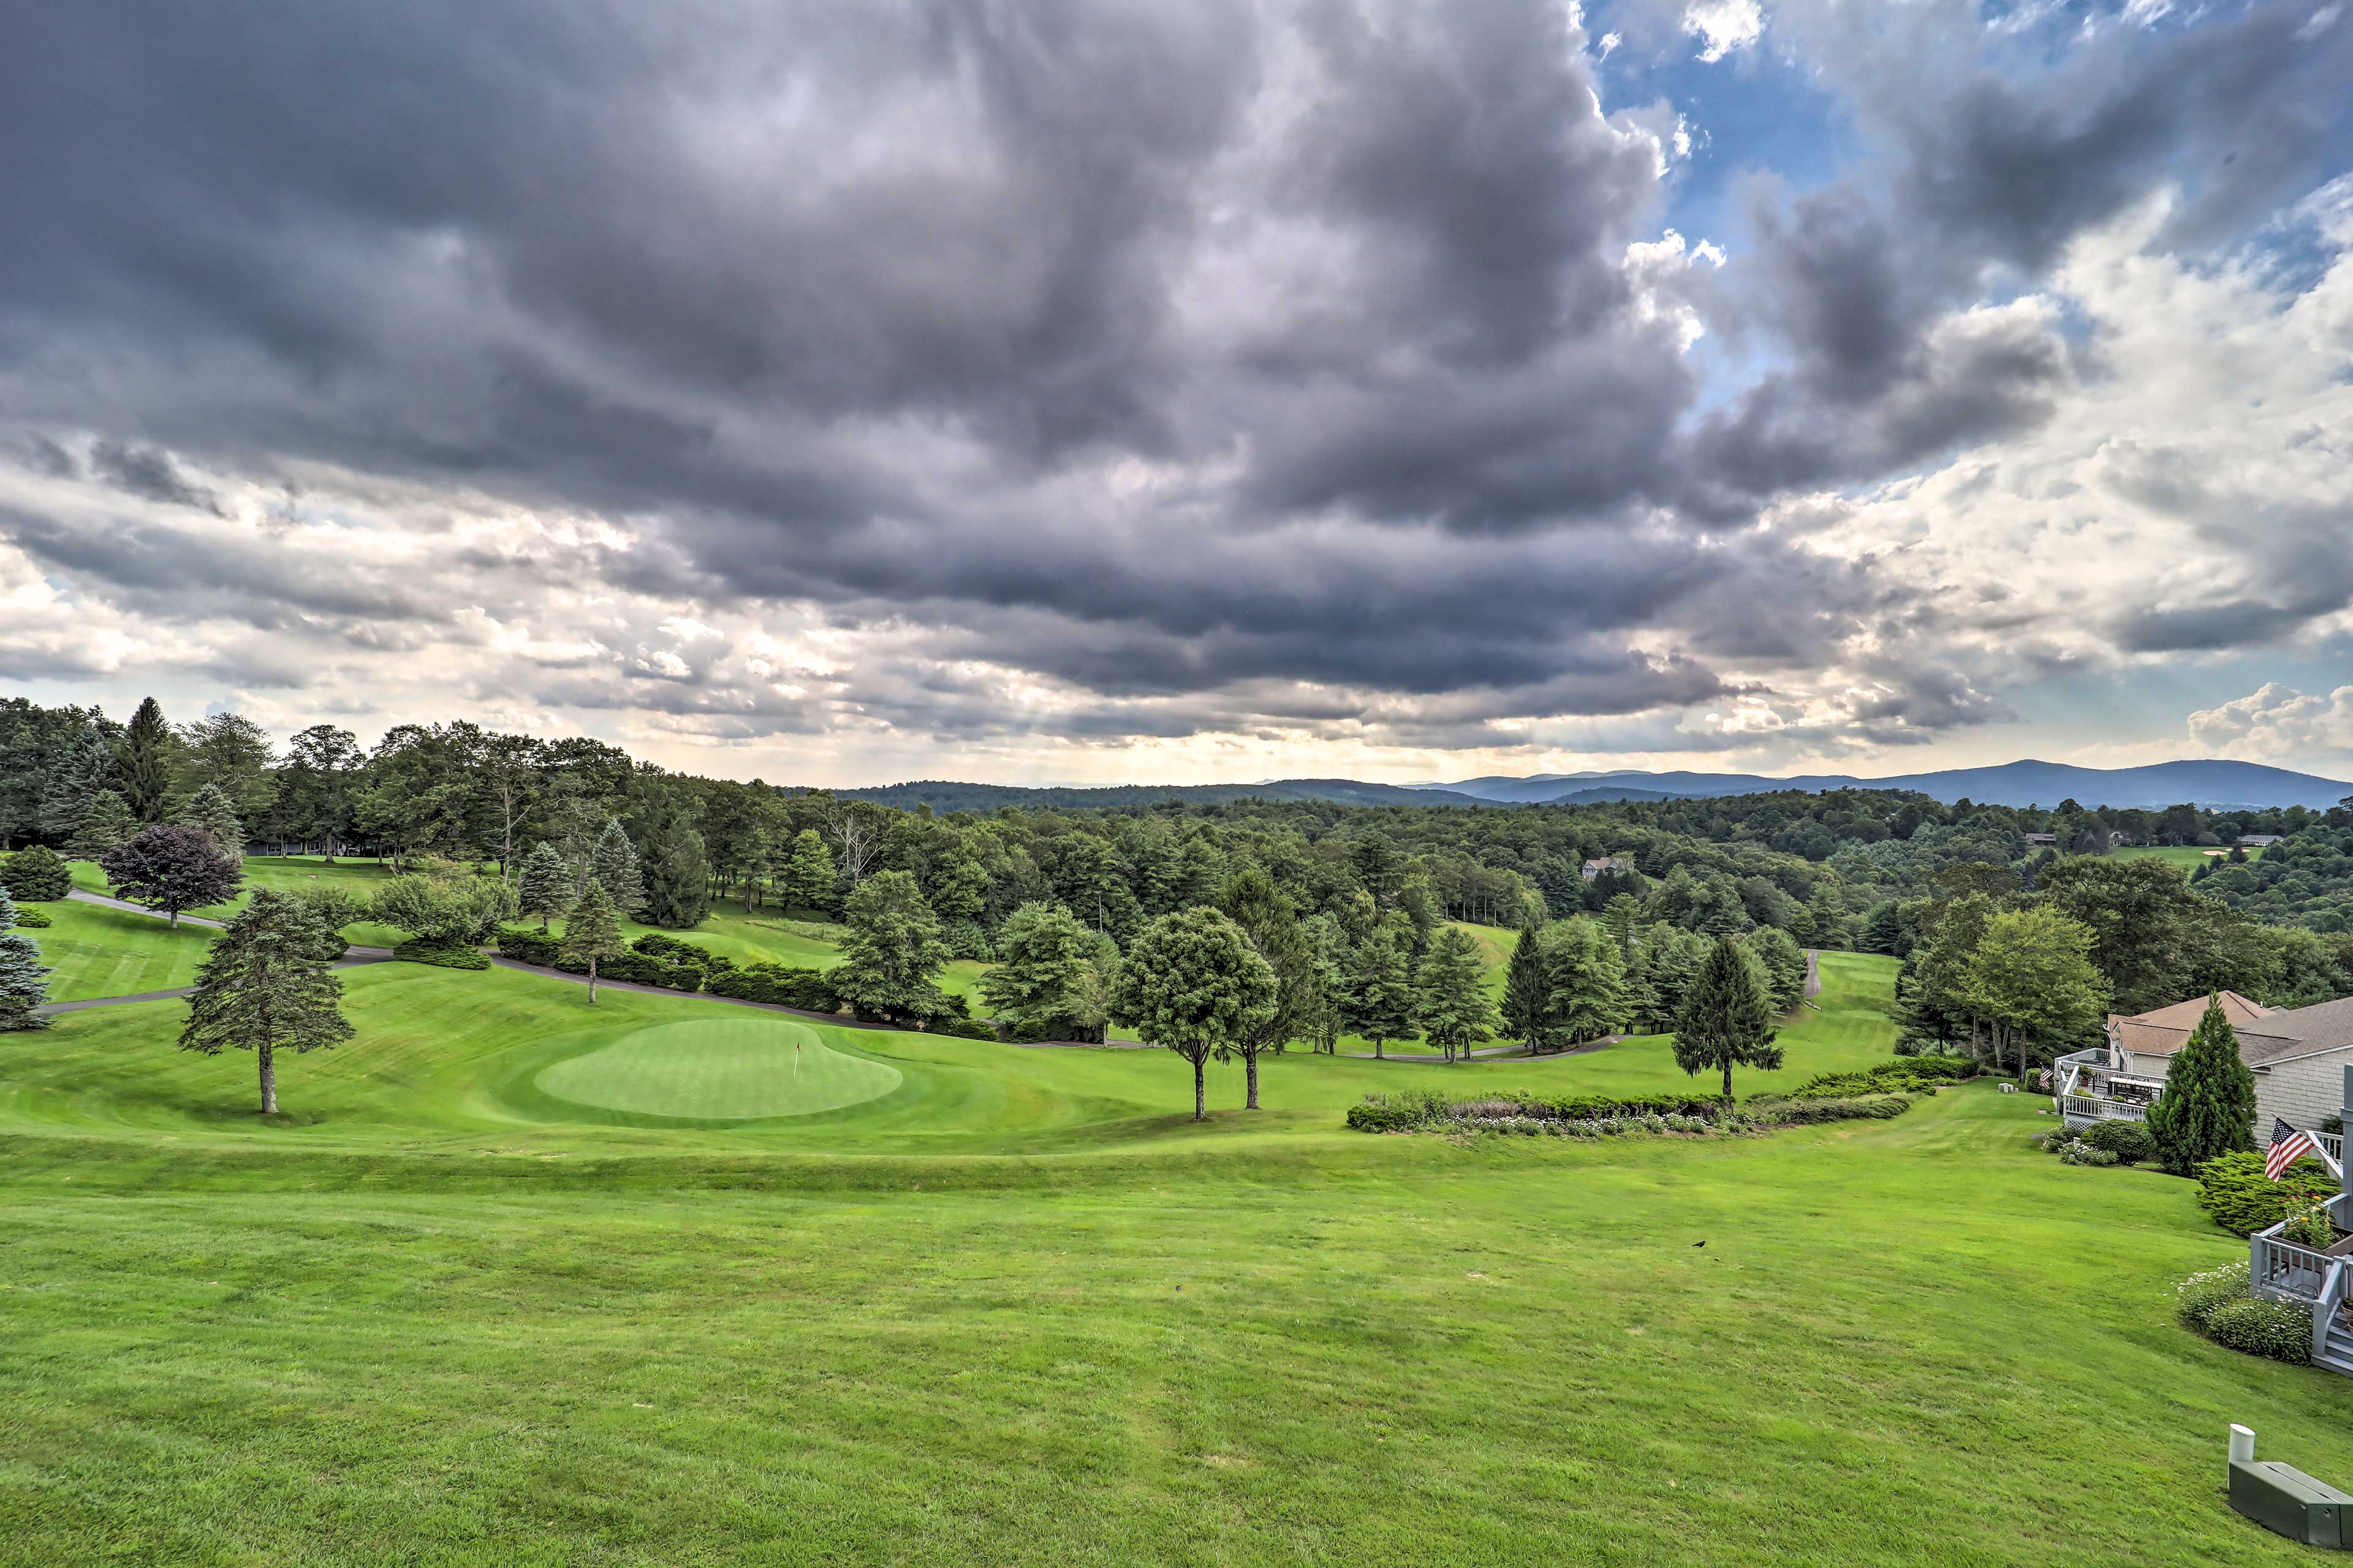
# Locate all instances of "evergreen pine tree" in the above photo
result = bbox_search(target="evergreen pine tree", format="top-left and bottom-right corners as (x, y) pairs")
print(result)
(70, 790), (137, 860)
(0, 884), (55, 1032)
(1500, 915), (1554, 1053)
(782, 828), (836, 912)
(1547, 916), (1632, 1044)
(178, 889), (352, 1112)
(1673, 933), (1784, 1099)
(176, 781), (246, 865)
(637, 806), (712, 928)
(119, 697), (173, 823)
(1342, 917), (1417, 1059)
(515, 841), (574, 931)
(39, 725), (115, 839)
(1414, 925), (1498, 1063)
(2146, 994), (2258, 1176)
(559, 879), (628, 1002)
(591, 820), (647, 915)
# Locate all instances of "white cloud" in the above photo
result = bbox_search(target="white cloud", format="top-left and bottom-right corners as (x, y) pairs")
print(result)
(2189, 684), (2353, 767)
(1683, 0), (1765, 61)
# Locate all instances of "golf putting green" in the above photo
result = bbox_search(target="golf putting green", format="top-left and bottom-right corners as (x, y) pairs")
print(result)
(534, 1017), (903, 1120)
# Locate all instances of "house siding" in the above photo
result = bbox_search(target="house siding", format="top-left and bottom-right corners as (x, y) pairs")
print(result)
(2256, 1050), (2353, 1137)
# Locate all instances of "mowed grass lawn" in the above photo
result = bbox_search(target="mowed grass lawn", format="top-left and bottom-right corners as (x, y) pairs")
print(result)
(3, 950), (2351, 1563)
(29, 897), (220, 1002)
(2113, 844), (2257, 877)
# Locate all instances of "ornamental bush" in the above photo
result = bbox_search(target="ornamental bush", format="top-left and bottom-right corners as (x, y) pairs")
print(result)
(2175, 1260), (2253, 1330)
(2080, 1120), (2156, 1164)
(2196, 1151), (2338, 1236)
(495, 928), (562, 966)
(2059, 1143), (2119, 1166)
(933, 1017), (999, 1041)
(1787, 1057), (1980, 1099)
(701, 962), (840, 1013)
(1749, 1093), (1912, 1126)
(0, 845), (70, 901)
(2205, 1297), (2314, 1365)
(12, 905), (50, 928)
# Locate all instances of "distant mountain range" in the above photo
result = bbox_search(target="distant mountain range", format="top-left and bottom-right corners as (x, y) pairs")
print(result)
(834, 759), (2353, 813)
(1427, 759), (2353, 811)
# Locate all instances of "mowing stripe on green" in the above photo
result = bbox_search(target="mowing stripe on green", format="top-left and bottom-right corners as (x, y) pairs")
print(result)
(533, 1017), (902, 1120)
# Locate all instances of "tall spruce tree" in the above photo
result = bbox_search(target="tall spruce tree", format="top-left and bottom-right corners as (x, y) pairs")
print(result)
(2146, 994), (2257, 1176)
(636, 805), (712, 928)
(1415, 925), (1499, 1063)
(559, 879), (628, 1002)
(118, 697), (173, 823)
(590, 820), (648, 915)
(1500, 915), (1554, 1053)
(178, 890), (352, 1113)
(176, 781), (246, 865)
(1673, 933), (1784, 1099)
(38, 725), (114, 839)
(515, 841), (574, 931)
(0, 884), (55, 1031)
(1342, 917), (1417, 1059)
(1547, 916), (1631, 1044)
(70, 790), (137, 860)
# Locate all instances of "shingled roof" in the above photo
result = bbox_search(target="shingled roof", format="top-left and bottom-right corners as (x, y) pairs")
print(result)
(2111, 990), (2353, 1067)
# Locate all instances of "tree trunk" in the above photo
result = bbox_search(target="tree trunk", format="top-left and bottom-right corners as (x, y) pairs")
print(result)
(258, 1039), (277, 1115)
(1721, 1058), (1734, 1100)
(588, 956), (599, 1004)
(1245, 1048), (1260, 1110)
(1374, 1036), (1384, 1060)
(1192, 1055), (1206, 1122)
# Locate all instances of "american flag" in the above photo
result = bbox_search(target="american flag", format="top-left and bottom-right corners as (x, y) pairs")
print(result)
(2267, 1118), (2321, 1181)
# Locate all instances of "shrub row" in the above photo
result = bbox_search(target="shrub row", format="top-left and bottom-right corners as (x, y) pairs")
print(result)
(702, 963), (842, 1013)
(1344, 1088), (1912, 1135)
(2196, 1150), (2338, 1237)
(1786, 1056), (1980, 1100)
(392, 940), (491, 971)
(2174, 1260), (2312, 1365)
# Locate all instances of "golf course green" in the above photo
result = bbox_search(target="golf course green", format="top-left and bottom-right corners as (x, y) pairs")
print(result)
(534, 1017), (902, 1121)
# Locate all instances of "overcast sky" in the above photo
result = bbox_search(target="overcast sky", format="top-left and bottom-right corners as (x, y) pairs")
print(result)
(3, 0), (2351, 787)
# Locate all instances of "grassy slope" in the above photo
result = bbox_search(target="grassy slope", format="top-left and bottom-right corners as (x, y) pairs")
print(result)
(31, 898), (221, 1002)
(2, 955), (2348, 1564)
(2113, 844), (2259, 877)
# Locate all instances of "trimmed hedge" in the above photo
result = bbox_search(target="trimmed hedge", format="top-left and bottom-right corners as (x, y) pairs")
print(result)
(1750, 1093), (1912, 1125)
(392, 940), (491, 971)
(702, 963), (841, 1013)
(495, 928), (561, 966)
(2196, 1150), (2336, 1237)
(933, 1018), (1000, 1042)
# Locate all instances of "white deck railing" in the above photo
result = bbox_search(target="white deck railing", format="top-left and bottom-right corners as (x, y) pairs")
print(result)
(2252, 1227), (2338, 1305)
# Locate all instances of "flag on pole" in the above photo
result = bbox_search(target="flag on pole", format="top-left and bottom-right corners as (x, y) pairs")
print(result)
(2267, 1118), (2321, 1180)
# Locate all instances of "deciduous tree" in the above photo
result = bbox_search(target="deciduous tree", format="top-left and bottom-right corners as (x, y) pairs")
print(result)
(100, 824), (240, 926)
(178, 889), (352, 1113)
(979, 901), (1109, 1042)
(830, 869), (955, 1027)
(1109, 906), (1275, 1121)
(1965, 906), (2107, 1080)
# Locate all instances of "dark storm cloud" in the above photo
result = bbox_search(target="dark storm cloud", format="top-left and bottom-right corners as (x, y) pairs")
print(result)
(1, 0), (2347, 745)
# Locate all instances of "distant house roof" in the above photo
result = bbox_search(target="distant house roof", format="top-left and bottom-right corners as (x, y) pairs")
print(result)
(2112, 990), (2353, 1068)
(1580, 855), (1631, 881)
(2238, 834), (2285, 846)
(2023, 833), (2058, 844)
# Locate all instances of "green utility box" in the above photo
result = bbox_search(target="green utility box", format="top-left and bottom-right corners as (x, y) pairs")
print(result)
(2232, 1459), (2353, 1548)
